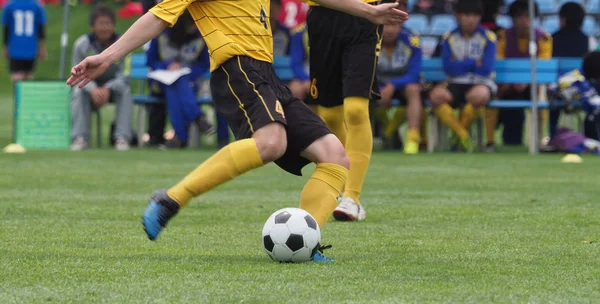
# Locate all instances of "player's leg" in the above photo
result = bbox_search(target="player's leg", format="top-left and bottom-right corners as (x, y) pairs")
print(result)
(273, 96), (348, 262)
(430, 84), (472, 151)
(381, 86), (406, 148)
(485, 108), (499, 151)
(163, 81), (193, 145)
(142, 57), (288, 240)
(307, 7), (346, 146)
(176, 76), (214, 135)
(70, 87), (93, 151)
(22, 60), (35, 80)
(461, 84), (490, 132)
(404, 83), (422, 154)
(9, 60), (27, 83)
(216, 113), (231, 149)
(109, 80), (133, 150)
(319, 105), (346, 146)
(334, 19), (382, 221)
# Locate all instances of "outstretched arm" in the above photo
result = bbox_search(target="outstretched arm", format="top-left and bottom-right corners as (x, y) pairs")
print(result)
(99, 13), (169, 65)
(310, 0), (408, 24)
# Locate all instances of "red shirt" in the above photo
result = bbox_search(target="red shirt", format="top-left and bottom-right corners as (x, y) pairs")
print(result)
(277, 0), (309, 28)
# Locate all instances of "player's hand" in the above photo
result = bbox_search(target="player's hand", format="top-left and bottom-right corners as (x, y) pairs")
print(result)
(302, 80), (311, 94)
(288, 79), (309, 100)
(67, 54), (112, 88)
(167, 62), (181, 71)
(3, 48), (8, 59)
(379, 83), (395, 108)
(368, 2), (409, 25)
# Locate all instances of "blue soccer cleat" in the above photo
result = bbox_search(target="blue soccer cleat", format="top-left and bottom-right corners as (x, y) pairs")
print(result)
(142, 189), (180, 241)
(311, 244), (335, 263)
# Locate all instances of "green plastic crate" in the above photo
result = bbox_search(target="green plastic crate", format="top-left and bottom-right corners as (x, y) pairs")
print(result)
(14, 81), (71, 150)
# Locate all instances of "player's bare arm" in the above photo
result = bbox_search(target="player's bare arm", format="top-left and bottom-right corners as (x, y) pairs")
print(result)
(67, 13), (169, 88)
(310, 0), (408, 24)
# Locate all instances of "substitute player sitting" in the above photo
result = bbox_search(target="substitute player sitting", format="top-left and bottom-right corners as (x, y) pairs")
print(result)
(429, 0), (497, 152)
(67, 0), (407, 262)
(377, 13), (423, 154)
(549, 52), (600, 141)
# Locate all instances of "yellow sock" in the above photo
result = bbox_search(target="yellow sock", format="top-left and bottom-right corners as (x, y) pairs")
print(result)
(459, 103), (477, 130)
(373, 107), (389, 128)
(384, 107), (406, 137)
(319, 105), (347, 146)
(407, 128), (420, 143)
(343, 97), (372, 203)
(167, 138), (264, 206)
(434, 104), (469, 139)
(299, 163), (348, 229)
(485, 108), (498, 144)
(307, 104), (320, 115)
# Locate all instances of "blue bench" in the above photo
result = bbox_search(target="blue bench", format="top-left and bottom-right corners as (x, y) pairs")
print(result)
(127, 53), (583, 151)
(424, 58), (583, 152)
(127, 53), (295, 147)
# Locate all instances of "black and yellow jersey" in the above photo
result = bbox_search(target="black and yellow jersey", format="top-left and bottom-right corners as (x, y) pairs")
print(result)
(150, 0), (273, 72)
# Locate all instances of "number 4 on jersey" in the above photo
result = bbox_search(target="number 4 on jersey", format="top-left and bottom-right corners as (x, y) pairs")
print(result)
(260, 5), (268, 30)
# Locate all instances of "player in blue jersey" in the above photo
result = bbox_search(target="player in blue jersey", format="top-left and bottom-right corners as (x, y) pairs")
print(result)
(2, 0), (47, 82)
(288, 23), (313, 110)
(428, 0), (497, 152)
(376, 18), (423, 154)
(549, 51), (600, 141)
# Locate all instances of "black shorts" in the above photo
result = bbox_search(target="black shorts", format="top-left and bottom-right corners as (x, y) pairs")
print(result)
(210, 56), (331, 176)
(447, 83), (491, 108)
(9, 59), (35, 73)
(307, 6), (383, 107)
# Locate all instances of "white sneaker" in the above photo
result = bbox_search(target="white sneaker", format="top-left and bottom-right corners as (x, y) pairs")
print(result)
(333, 197), (366, 221)
(115, 137), (130, 151)
(70, 136), (88, 151)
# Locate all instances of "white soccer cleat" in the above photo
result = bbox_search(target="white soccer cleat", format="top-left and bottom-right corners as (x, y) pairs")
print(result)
(333, 197), (366, 222)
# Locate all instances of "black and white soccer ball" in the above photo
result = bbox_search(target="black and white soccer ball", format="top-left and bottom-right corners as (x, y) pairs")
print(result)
(262, 207), (321, 262)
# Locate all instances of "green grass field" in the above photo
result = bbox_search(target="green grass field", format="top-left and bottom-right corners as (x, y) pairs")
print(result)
(1, 150), (599, 303)
(1, 4), (599, 303)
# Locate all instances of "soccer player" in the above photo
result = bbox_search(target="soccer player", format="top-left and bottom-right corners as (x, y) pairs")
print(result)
(2, 0), (47, 82)
(67, 0), (407, 262)
(550, 1), (594, 139)
(428, 0), (497, 152)
(495, 0), (551, 146)
(377, 11), (423, 155)
(146, 11), (214, 148)
(307, 0), (394, 222)
(480, 0), (505, 152)
(549, 51), (600, 141)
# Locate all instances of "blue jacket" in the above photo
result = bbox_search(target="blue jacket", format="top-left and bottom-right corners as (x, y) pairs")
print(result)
(377, 27), (422, 89)
(146, 28), (210, 80)
(440, 25), (497, 91)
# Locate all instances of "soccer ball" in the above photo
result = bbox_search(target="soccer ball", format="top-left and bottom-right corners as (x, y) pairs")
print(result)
(262, 207), (321, 262)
